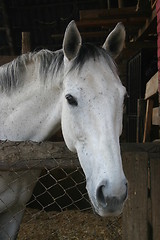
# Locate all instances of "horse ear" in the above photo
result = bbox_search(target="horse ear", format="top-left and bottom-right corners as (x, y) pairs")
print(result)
(63, 20), (82, 61)
(103, 22), (125, 59)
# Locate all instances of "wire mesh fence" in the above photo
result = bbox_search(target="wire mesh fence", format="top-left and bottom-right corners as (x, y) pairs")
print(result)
(19, 167), (122, 240)
(0, 141), (122, 240)
(0, 141), (158, 240)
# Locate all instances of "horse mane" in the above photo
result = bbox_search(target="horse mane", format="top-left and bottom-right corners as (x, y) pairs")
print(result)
(0, 43), (117, 93)
(0, 49), (64, 93)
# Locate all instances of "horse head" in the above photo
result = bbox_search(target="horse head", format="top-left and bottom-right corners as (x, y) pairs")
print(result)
(61, 21), (128, 216)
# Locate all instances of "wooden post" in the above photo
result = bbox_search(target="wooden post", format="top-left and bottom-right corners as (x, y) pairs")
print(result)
(22, 32), (31, 54)
(136, 99), (146, 143)
(156, 0), (160, 138)
(143, 99), (154, 142)
(122, 151), (148, 240)
(118, 0), (124, 8)
(107, 0), (110, 9)
(150, 149), (160, 240)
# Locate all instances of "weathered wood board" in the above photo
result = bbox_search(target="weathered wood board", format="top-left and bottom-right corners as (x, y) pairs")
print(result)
(150, 152), (160, 240)
(122, 151), (148, 240)
(0, 141), (159, 171)
(0, 141), (79, 171)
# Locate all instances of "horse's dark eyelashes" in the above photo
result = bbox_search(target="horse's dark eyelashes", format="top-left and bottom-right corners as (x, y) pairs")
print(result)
(65, 94), (78, 106)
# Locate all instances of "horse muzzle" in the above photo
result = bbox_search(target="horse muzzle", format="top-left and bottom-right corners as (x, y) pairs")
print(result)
(94, 179), (128, 217)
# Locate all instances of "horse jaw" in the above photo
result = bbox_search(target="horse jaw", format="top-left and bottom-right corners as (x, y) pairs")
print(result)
(75, 140), (127, 217)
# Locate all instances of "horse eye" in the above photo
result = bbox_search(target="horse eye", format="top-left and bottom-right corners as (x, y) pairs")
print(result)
(65, 94), (78, 106)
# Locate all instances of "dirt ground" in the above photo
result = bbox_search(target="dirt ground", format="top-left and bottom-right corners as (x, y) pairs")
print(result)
(18, 208), (122, 240)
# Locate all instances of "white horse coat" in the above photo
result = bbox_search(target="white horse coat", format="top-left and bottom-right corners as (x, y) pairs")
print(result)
(0, 21), (127, 239)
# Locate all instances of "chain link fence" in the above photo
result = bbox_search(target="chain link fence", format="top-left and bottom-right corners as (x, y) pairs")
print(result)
(0, 141), (122, 240)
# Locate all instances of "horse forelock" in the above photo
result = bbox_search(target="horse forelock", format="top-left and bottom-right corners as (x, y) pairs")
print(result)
(0, 49), (64, 94)
(68, 43), (118, 77)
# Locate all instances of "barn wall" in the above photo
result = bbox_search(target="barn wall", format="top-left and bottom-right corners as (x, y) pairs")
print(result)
(157, 0), (160, 105)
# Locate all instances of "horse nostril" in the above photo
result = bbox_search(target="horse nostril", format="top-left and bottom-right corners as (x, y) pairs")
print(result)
(96, 184), (120, 210)
(96, 183), (108, 208)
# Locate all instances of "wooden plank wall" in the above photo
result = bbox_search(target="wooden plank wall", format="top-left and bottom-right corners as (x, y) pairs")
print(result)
(122, 152), (148, 240)
(157, 1), (160, 106)
(121, 143), (160, 240)
(150, 149), (160, 240)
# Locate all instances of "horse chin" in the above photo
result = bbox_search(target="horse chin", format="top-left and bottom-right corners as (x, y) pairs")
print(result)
(93, 203), (124, 217)
(96, 207), (123, 217)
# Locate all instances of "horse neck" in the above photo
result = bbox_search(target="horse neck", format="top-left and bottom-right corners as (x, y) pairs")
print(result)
(0, 61), (63, 142)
